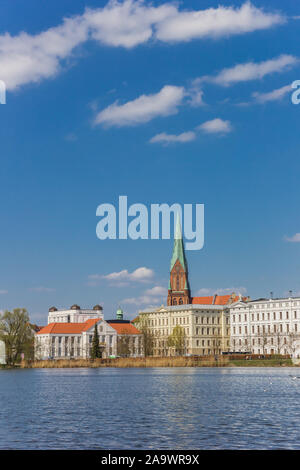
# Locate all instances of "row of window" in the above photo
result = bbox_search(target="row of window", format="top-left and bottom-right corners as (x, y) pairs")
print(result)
(233, 311), (299, 323)
(233, 323), (298, 335)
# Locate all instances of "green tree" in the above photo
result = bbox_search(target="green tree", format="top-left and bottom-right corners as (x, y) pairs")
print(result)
(91, 324), (101, 359)
(0, 308), (34, 365)
(167, 325), (186, 356)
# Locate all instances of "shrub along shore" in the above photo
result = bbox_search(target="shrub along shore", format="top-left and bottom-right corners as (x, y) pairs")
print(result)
(16, 355), (295, 368)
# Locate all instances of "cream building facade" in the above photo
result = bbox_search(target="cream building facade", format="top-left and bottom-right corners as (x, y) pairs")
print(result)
(137, 304), (230, 356)
(229, 297), (300, 357)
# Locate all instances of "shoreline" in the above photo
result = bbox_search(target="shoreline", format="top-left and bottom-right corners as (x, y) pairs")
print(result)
(1, 356), (295, 369)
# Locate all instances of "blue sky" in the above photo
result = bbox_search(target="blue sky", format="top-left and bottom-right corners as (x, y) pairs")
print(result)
(0, 0), (300, 324)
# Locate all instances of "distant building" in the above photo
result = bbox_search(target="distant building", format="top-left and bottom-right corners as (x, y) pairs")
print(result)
(35, 306), (142, 359)
(229, 297), (300, 357)
(48, 304), (103, 324)
(135, 219), (245, 356)
(0, 340), (6, 365)
(107, 308), (143, 357)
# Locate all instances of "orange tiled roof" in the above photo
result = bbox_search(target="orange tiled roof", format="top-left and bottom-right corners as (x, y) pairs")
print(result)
(191, 296), (214, 305)
(109, 323), (141, 335)
(191, 294), (247, 306)
(36, 318), (100, 335)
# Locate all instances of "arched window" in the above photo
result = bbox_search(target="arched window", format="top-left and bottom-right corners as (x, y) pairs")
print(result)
(176, 275), (180, 290)
(173, 299), (177, 305)
(179, 298), (183, 305)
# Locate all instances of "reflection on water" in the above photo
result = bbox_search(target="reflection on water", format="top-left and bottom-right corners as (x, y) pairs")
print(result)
(0, 367), (300, 449)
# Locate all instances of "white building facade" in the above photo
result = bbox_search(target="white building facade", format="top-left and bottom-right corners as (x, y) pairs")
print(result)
(35, 318), (118, 359)
(48, 304), (103, 324)
(0, 340), (6, 365)
(230, 297), (300, 357)
(35, 305), (143, 360)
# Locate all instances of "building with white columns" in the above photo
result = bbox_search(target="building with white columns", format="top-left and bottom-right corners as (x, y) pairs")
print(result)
(229, 297), (300, 357)
(35, 306), (142, 359)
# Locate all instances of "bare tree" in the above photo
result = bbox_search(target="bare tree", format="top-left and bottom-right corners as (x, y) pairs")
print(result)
(134, 315), (155, 357)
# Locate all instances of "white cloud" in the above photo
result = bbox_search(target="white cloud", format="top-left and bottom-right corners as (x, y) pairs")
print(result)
(156, 2), (284, 42)
(284, 233), (300, 243)
(0, 290), (8, 295)
(196, 287), (247, 296)
(252, 84), (291, 103)
(0, 1), (286, 91)
(85, 0), (176, 48)
(151, 118), (232, 145)
(202, 55), (298, 86)
(0, 15), (88, 90)
(197, 118), (232, 134)
(89, 267), (154, 285)
(94, 85), (185, 127)
(150, 131), (196, 145)
(122, 285), (167, 306)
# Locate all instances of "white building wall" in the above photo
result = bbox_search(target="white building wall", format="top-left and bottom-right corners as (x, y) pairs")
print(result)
(0, 340), (6, 365)
(48, 309), (103, 324)
(230, 297), (300, 357)
(35, 320), (119, 360)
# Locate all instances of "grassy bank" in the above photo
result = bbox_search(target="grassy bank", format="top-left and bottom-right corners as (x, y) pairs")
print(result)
(22, 356), (295, 368)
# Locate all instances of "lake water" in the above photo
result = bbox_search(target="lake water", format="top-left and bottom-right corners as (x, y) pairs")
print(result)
(0, 367), (300, 449)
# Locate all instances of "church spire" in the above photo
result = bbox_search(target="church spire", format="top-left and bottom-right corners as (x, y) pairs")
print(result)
(167, 215), (190, 306)
(170, 215), (187, 272)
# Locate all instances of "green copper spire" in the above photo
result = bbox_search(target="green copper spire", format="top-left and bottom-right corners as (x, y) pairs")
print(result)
(170, 214), (187, 272)
(116, 306), (123, 320)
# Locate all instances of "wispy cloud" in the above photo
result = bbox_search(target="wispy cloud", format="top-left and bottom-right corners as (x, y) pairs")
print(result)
(29, 287), (55, 292)
(201, 55), (298, 86)
(284, 233), (300, 243)
(0, 1), (285, 91)
(197, 118), (233, 134)
(64, 132), (78, 142)
(94, 85), (185, 127)
(89, 267), (154, 286)
(122, 285), (167, 306)
(150, 131), (196, 145)
(252, 83), (291, 103)
(196, 287), (247, 296)
(0, 290), (8, 295)
(155, 2), (285, 42)
(150, 117), (233, 145)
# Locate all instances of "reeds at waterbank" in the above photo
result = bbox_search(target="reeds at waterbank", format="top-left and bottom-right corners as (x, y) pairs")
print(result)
(19, 354), (294, 368)
(26, 356), (229, 368)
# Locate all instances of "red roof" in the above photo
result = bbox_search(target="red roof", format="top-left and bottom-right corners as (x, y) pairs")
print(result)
(191, 296), (214, 305)
(109, 323), (141, 335)
(191, 294), (247, 306)
(36, 318), (100, 335)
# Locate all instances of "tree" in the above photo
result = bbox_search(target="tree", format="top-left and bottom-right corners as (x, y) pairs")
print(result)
(117, 334), (131, 357)
(286, 332), (299, 357)
(134, 315), (155, 357)
(91, 324), (101, 359)
(0, 308), (33, 365)
(167, 325), (186, 356)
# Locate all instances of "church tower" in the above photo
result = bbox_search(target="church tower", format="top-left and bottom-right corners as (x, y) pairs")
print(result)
(167, 216), (191, 306)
